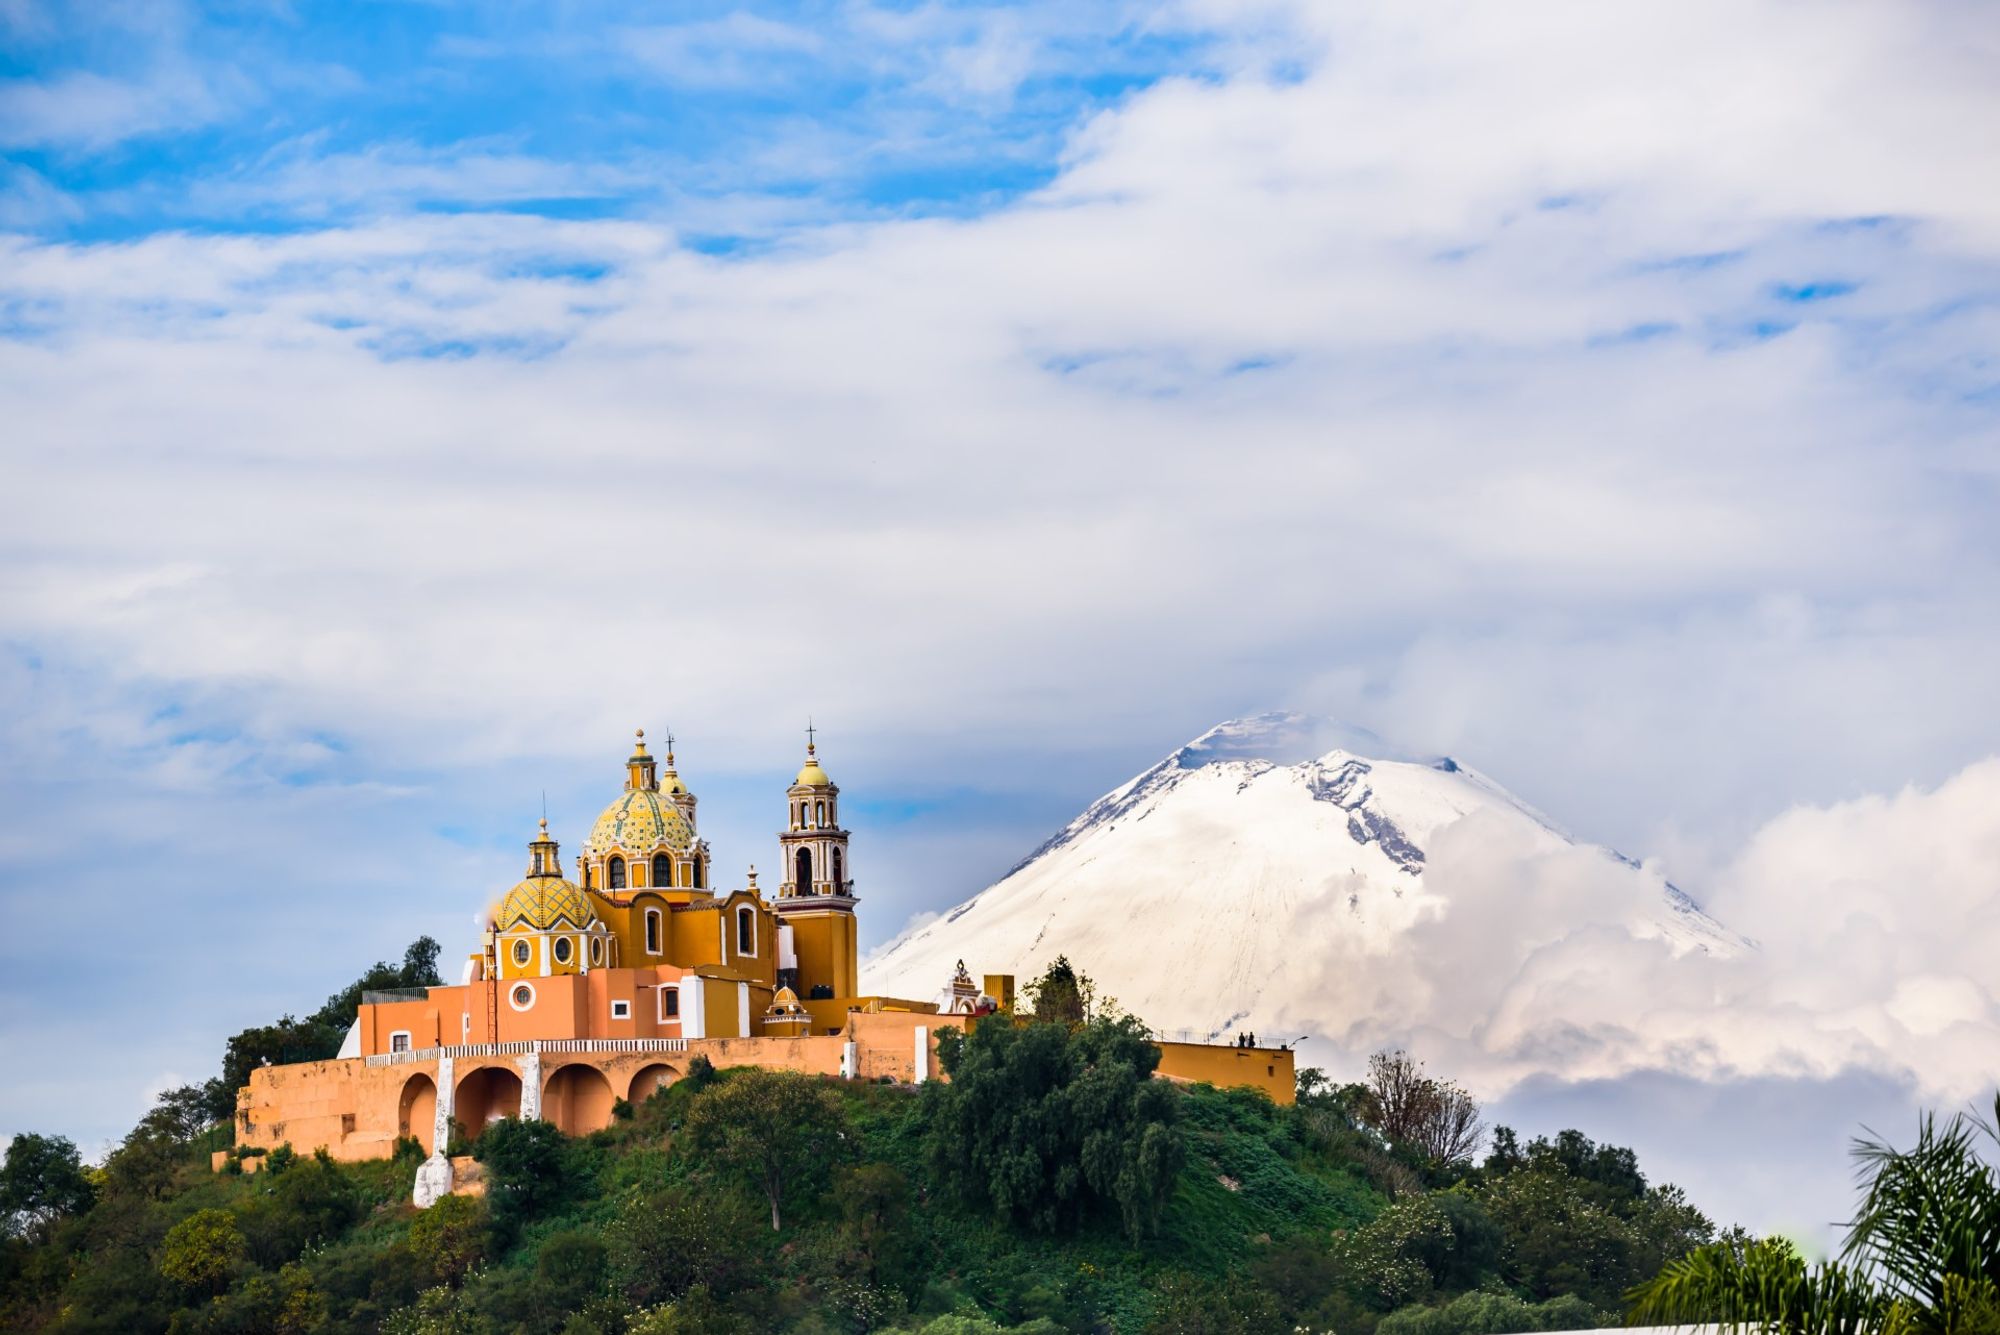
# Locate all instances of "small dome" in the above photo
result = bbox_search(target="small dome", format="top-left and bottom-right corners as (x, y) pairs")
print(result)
(794, 747), (832, 788)
(586, 787), (695, 855)
(497, 877), (595, 932)
(660, 768), (689, 796)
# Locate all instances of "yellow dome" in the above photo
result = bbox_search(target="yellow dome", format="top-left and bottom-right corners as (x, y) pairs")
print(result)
(497, 877), (595, 931)
(586, 787), (695, 855)
(660, 769), (689, 796)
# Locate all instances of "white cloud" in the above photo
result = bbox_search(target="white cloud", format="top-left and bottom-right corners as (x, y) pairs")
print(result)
(2, 0), (1998, 1167)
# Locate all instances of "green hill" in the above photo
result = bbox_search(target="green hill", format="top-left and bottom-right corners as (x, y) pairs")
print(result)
(0, 959), (1721, 1335)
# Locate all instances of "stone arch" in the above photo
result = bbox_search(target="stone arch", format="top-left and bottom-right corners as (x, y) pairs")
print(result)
(544, 1063), (616, 1136)
(626, 1063), (680, 1106)
(398, 1072), (437, 1154)
(455, 1065), (523, 1138)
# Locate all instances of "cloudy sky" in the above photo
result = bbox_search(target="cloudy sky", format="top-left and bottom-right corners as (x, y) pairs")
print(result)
(3, 0), (1997, 1240)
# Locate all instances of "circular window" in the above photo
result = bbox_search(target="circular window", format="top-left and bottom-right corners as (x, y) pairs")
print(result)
(509, 983), (535, 1011)
(511, 939), (530, 966)
(590, 937), (604, 965)
(553, 937), (574, 965)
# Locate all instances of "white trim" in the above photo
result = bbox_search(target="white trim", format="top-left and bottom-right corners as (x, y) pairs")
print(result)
(718, 912), (728, 961)
(644, 907), (663, 955)
(539, 934), (550, 976)
(683, 979), (707, 1039)
(736, 981), (750, 1037)
(658, 982), (681, 1024)
(511, 937), (531, 968)
(913, 1025), (929, 1083)
(508, 982), (536, 1012)
(390, 1030), (413, 1054)
(553, 936), (575, 967)
(610, 999), (631, 1021)
(735, 904), (758, 957)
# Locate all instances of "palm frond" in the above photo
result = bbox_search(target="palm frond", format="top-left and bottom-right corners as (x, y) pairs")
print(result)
(1843, 1098), (2000, 1317)
(1627, 1236), (1912, 1334)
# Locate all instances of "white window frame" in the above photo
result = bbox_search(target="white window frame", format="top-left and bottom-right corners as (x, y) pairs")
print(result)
(511, 937), (531, 967)
(389, 1030), (412, 1053)
(644, 907), (663, 955)
(509, 982), (536, 1012)
(611, 999), (631, 1021)
(553, 936), (574, 965)
(735, 905), (758, 957)
(658, 984), (681, 1023)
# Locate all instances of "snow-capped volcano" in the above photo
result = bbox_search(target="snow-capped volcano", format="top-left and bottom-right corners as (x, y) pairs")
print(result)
(863, 713), (1742, 1040)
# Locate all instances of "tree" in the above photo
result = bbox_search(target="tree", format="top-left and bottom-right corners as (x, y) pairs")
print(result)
(1630, 1093), (2000, 1333)
(1024, 955), (1108, 1027)
(406, 1192), (484, 1286)
(159, 1207), (247, 1296)
(1367, 1050), (1486, 1166)
(606, 1187), (753, 1307)
(472, 1117), (574, 1239)
(682, 1071), (843, 1231)
(927, 1011), (1184, 1240)
(0, 1133), (95, 1243)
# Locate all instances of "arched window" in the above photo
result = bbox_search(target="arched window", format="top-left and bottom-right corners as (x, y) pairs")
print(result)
(832, 846), (844, 892)
(608, 856), (626, 890)
(796, 801), (805, 828)
(795, 846), (813, 894)
(693, 859), (705, 890)
(553, 937), (573, 965)
(512, 939), (531, 967)
(737, 906), (755, 955)
(644, 908), (661, 954)
(814, 800), (825, 827)
(652, 853), (671, 886)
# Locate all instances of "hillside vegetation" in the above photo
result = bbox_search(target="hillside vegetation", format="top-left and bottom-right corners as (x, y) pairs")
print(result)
(0, 954), (1722, 1334)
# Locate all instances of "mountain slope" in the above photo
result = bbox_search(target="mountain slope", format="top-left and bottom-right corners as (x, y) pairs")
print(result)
(863, 713), (1740, 1039)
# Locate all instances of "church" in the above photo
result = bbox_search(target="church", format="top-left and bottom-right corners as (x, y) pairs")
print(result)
(359, 728), (869, 1055)
(228, 728), (1294, 1204)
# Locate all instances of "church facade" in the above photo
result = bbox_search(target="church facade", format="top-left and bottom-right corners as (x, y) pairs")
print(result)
(229, 729), (1293, 1203)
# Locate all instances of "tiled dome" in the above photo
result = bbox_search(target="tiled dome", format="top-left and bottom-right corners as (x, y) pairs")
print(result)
(585, 788), (696, 855)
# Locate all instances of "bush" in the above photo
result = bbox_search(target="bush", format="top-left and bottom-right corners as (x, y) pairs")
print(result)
(473, 1118), (581, 1240)
(407, 1193), (484, 1286)
(158, 1207), (246, 1296)
(606, 1187), (756, 1307)
(927, 1013), (1184, 1240)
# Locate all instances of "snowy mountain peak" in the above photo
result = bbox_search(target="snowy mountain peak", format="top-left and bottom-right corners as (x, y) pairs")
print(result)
(865, 714), (1742, 1033)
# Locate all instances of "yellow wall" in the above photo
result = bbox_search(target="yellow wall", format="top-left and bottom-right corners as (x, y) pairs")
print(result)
(1153, 1040), (1295, 1105)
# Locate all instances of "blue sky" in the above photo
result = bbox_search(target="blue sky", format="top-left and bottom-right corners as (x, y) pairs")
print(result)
(4, 0), (2000, 1242)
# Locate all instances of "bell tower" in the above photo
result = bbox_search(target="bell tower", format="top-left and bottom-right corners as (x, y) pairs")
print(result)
(772, 724), (859, 1000)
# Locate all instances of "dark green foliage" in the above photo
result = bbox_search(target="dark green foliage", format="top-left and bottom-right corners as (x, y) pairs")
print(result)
(1377, 1289), (1608, 1334)
(1141, 1273), (1284, 1334)
(238, 1148), (361, 1268)
(1, 1134), (96, 1242)
(605, 1187), (755, 1308)
(682, 1053), (718, 1093)
(472, 1117), (585, 1241)
(1022, 955), (1101, 1027)
(927, 1012), (1183, 1241)
(683, 1070), (845, 1231)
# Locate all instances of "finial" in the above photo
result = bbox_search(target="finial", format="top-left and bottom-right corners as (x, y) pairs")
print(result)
(806, 717), (817, 756)
(747, 864), (759, 889)
(636, 727), (645, 741)
(665, 727), (676, 767)
(538, 816), (549, 836)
